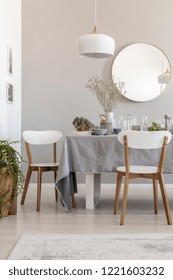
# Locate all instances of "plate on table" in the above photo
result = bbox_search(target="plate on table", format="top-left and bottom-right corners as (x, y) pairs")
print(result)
(92, 129), (107, 135)
(73, 131), (92, 136)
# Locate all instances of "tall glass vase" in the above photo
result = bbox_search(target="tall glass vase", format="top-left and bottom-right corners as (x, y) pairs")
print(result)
(100, 112), (114, 134)
(104, 112), (114, 121)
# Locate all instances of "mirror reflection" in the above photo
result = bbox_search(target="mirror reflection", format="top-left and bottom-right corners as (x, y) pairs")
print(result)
(112, 43), (171, 102)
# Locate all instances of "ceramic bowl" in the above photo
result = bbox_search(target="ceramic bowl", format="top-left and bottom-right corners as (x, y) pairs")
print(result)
(73, 131), (92, 136)
(92, 129), (107, 135)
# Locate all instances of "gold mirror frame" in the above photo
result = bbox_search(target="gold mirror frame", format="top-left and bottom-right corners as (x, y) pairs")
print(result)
(112, 43), (171, 102)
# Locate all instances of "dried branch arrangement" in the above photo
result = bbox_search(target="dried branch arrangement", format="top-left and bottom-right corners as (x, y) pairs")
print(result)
(86, 76), (126, 112)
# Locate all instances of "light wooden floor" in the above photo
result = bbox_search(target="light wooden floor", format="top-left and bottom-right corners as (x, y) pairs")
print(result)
(0, 184), (173, 259)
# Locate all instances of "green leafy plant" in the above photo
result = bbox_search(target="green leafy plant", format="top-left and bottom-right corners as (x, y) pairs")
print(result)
(86, 76), (126, 112)
(0, 140), (24, 218)
(148, 121), (165, 131)
(72, 117), (95, 131)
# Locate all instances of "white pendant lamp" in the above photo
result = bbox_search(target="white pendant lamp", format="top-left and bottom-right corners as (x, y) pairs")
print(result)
(77, 0), (115, 58)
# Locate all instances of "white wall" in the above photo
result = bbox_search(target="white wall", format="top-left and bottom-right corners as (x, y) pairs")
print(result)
(22, 0), (173, 182)
(0, 0), (21, 152)
(22, 0), (173, 132)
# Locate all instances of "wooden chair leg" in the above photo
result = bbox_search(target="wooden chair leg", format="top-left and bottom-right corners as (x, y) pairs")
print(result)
(54, 170), (58, 201)
(158, 174), (172, 225)
(21, 167), (32, 205)
(114, 172), (123, 214)
(37, 167), (42, 212)
(55, 188), (58, 201)
(120, 175), (129, 225)
(71, 194), (76, 208)
(153, 179), (158, 214)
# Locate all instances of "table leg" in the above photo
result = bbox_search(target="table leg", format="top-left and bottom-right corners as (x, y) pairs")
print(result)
(85, 173), (101, 209)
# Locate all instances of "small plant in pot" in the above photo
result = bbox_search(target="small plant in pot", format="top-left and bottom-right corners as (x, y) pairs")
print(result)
(0, 140), (24, 218)
(72, 117), (95, 132)
(147, 121), (165, 131)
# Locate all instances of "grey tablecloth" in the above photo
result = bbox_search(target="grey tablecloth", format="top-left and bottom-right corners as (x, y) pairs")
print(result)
(55, 135), (173, 212)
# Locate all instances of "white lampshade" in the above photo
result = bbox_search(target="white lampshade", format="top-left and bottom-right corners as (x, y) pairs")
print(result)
(77, 0), (115, 59)
(77, 31), (115, 58)
(158, 69), (170, 84)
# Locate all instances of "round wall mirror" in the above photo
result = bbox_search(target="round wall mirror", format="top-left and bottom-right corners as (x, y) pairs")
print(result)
(112, 43), (171, 102)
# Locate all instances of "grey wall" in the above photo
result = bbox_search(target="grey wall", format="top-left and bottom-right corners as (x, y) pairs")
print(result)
(22, 0), (173, 182)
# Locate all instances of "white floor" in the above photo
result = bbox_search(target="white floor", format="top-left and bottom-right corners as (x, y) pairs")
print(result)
(0, 184), (173, 259)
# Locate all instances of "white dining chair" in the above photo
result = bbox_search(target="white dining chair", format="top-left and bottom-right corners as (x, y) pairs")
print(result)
(114, 130), (172, 225)
(21, 130), (75, 211)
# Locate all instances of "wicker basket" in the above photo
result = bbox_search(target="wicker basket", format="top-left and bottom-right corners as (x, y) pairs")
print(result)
(0, 170), (14, 217)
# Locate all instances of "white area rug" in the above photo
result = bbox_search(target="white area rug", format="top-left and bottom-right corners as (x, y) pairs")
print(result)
(8, 234), (173, 260)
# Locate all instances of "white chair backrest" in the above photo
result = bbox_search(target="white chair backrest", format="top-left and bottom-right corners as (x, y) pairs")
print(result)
(23, 130), (62, 145)
(118, 130), (171, 149)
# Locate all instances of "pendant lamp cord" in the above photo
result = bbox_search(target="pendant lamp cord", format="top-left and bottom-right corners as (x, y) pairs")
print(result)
(95, 0), (97, 27)
(93, 0), (97, 33)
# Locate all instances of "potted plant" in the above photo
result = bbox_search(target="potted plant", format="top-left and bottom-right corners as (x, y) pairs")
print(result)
(148, 121), (165, 131)
(72, 116), (95, 132)
(0, 140), (24, 218)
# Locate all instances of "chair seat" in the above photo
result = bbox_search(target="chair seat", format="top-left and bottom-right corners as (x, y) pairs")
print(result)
(30, 162), (59, 167)
(117, 165), (158, 174)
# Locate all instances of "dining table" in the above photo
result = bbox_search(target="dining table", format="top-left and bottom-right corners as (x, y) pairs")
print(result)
(55, 134), (173, 212)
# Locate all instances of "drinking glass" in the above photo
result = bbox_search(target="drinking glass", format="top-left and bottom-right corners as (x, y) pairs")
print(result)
(141, 115), (148, 130)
